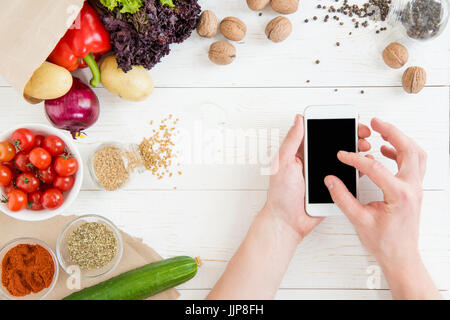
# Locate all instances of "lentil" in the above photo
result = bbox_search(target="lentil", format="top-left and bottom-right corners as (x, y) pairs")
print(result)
(93, 145), (130, 191)
(139, 115), (179, 180)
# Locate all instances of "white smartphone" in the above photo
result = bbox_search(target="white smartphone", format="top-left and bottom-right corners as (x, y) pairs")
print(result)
(304, 105), (358, 217)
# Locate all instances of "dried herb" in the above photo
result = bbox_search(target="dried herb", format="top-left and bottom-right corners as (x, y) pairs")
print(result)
(68, 222), (118, 270)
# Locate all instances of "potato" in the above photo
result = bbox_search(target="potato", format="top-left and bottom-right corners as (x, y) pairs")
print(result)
(100, 55), (154, 101)
(23, 93), (43, 105)
(23, 61), (72, 100)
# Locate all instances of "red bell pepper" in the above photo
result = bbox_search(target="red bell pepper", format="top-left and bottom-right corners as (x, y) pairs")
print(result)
(48, 2), (111, 87)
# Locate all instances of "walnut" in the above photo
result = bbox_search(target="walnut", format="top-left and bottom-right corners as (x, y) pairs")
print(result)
(247, 0), (270, 10)
(197, 10), (219, 38)
(402, 66), (426, 94)
(208, 41), (236, 65)
(220, 17), (247, 41)
(271, 0), (299, 14)
(265, 16), (292, 42)
(382, 42), (409, 69)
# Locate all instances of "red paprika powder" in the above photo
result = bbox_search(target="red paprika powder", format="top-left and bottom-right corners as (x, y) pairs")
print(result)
(1, 244), (55, 297)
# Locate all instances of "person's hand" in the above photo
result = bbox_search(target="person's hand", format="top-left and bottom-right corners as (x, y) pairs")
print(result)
(262, 114), (372, 242)
(324, 118), (426, 268)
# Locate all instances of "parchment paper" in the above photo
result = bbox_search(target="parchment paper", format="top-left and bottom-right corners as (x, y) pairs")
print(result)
(0, 214), (179, 300)
(0, 0), (85, 100)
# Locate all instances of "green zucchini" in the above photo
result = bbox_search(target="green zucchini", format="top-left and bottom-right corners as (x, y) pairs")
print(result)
(63, 256), (199, 300)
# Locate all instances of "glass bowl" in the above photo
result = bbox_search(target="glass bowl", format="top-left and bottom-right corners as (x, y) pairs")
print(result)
(88, 142), (145, 192)
(0, 238), (59, 300)
(56, 214), (123, 281)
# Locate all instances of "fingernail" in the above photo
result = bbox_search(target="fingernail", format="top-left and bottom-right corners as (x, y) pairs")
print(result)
(324, 177), (334, 189)
(338, 150), (348, 156)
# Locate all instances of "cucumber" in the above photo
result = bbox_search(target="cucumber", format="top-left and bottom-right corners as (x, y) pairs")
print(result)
(63, 256), (198, 300)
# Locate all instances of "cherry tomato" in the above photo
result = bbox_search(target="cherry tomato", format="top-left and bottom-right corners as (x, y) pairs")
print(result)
(14, 152), (34, 172)
(28, 191), (44, 211)
(54, 154), (78, 177)
(16, 173), (40, 193)
(42, 136), (65, 156)
(3, 183), (16, 195)
(29, 147), (52, 169)
(35, 135), (45, 148)
(0, 165), (13, 186)
(37, 165), (56, 184)
(1, 161), (19, 177)
(41, 188), (63, 210)
(53, 175), (74, 192)
(4, 189), (27, 212)
(11, 128), (36, 152)
(0, 141), (16, 162)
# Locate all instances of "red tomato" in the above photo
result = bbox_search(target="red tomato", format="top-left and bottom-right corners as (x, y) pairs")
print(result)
(54, 154), (78, 177)
(1, 161), (19, 177)
(11, 128), (36, 152)
(35, 135), (45, 148)
(16, 173), (40, 193)
(40, 183), (54, 191)
(28, 191), (44, 211)
(37, 165), (56, 184)
(0, 141), (16, 162)
(3, 183), (16, 195)
(29, 147), (52, 169)
(41, 188), (64, 210)
(5, 189), (27, 212)
(53, 175), (74, 192)
(14, 152), (34, 172)
(42, 136), (65, 156)
(0, 165), (13, 186)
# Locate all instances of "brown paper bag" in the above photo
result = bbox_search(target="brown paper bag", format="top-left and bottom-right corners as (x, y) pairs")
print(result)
(0, 0), (85, 100)
(0, 214), (179, 300)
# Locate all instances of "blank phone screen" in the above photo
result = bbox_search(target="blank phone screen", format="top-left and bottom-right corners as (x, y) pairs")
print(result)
(307, 119), (356, 203)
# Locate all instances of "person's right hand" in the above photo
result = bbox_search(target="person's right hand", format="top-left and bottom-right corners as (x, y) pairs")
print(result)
(323, 118), (426, 270)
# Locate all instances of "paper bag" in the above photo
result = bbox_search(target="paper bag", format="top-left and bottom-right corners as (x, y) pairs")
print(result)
(0, 0), (85, 101)
(0, 214), (179, 300)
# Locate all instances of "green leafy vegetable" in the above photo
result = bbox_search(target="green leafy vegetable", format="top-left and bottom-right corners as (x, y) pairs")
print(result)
(100, 0), (143, 14)
(100, 0), (118, 11)
(160, 0), (175, 7)
(120, 0), (143, 14)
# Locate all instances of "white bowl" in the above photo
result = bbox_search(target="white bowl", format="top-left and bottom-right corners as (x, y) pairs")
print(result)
(0, 123), (83, 221)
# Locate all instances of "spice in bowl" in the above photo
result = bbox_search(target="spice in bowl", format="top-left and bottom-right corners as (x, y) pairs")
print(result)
(92, 144), (134, 191)
(1, 244), (55, 297)
(68, 222), (118, 270)
(89, 116), (180, 191)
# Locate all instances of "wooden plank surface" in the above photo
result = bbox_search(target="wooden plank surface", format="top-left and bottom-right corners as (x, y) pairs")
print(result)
(0, 87), (448, 192)
(178, 289), (450, 300)
(147, 0), (450, 88)
(0, 0), (448, 300)
(1, 0), (449, 89)
(53, 190), (449, 290)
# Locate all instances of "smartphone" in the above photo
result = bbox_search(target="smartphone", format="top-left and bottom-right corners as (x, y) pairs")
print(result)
(304, 105), (358, 217)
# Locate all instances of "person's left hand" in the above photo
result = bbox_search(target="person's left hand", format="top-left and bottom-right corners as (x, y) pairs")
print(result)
(262, 114), (372, 242)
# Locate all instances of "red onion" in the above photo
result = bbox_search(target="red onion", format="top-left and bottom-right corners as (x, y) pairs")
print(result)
(45, 77), (100, 138)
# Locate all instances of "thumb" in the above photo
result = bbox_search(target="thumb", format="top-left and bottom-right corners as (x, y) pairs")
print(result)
(279, 115), (304, 162)
(324, 175), (365, 223)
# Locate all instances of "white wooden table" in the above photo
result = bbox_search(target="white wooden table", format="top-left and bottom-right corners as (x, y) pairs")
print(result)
(1, 0), (449, 299)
